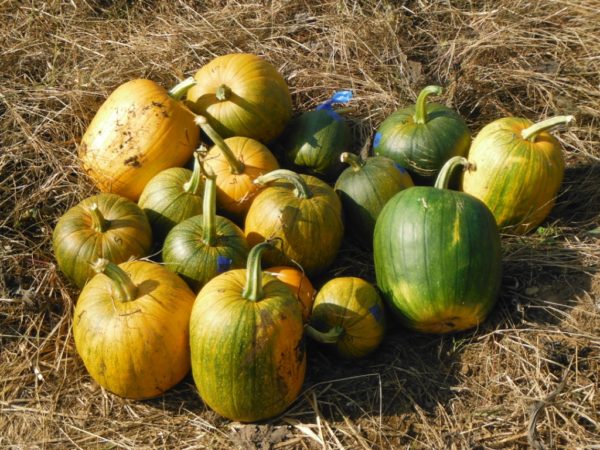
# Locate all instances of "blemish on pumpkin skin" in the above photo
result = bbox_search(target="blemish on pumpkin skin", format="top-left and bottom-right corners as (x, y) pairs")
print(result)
(124, 155), (141, 168)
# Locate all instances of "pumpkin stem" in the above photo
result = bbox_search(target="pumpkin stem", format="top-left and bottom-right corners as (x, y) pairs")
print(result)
(91, 258), (138, 302)
(168, 76), (196, 100)
(215, 84), (232, 101)
(183, 149), (205, 195)
(305, 325), (344, 344)
(434, 156), (473, 190)
(521, 115), (574, 142)
(253, 169), (313, 199)
(340, 152), (364, 171)
(413, 85), (443, 125)
(89, 203), (110, 233)
(195, 115), (245, 175)
(201, 162), (217, 246)
(242, 241), (275, 302)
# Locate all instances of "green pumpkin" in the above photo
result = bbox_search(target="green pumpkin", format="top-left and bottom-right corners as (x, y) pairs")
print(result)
(190, 241), (306, 422)
(461, 115), (573, 234)
(138, 151), (204, 240)
(279, 106), (351, 180)
(306, 277), (386, 359)
(244, 169), (344, 277)
(373, 157), (502, 334)
(373, 85), (471, 184)
(53, 193), (152, 288)
(162, 165), (248, 292)
(334, 152), (413, 245)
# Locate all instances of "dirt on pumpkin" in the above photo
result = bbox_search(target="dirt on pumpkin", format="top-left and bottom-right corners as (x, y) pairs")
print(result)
(1, 1), (598, 449)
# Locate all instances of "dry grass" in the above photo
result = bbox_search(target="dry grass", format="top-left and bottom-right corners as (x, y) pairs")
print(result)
(1, 0), (599, 448)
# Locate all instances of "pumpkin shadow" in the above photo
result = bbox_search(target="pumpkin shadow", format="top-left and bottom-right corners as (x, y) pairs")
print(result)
(548, 163), (600, 226)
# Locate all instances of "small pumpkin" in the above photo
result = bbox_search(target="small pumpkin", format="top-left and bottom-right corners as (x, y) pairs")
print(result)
(244, 169), (344, 277)
(162, 164), (249, 292)
(373, 157), (502, 334)
(138, 150), (205, 240)
(53, 193), (152, 288)
(278, 91), (353, 180)
(73, 259), (195, 399)
(373, 85), (471, 184)
(185, 53), (292, 143)
(196, 116), (279, 221)
(79, 78), (200, 200)
(264, 266), (316, 323)
(334, 152), (413, 244)
(190, 241), (306, 422)
(461, 115), (573, 234)
(306, 277), (386, 359)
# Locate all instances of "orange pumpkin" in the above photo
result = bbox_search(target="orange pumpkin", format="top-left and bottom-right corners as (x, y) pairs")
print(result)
(79, 78), (199, 200)
(264, 266), (316, 322)
(196, 116), (279, 221)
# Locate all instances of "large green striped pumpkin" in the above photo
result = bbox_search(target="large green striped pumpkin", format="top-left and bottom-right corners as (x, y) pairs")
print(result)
(461, 115), (573, 234)
(373, 157), (502, 334)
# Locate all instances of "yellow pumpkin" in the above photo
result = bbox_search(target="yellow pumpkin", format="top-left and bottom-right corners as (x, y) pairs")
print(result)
(73, 259), (195, 399)
(185, 53), (292, 143)
(79, 78), (200, 200)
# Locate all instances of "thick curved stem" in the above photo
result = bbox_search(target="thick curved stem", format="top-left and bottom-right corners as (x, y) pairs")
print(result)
(195, 115), (244, 175)
(413, 85), (443, 125)
(305, 325), (344, 344)
(340, 152), (364, 171)
(215, 84), (232, 101)
(434, 156), (472, 190)
(183, 151), (204, 195)
(168, 77), (196, 100)
(521, 115), (574, 142)
(89, 203), (109, 233)
(91, 258), (138, 302)
(242, 241), (275, 302)
(253, 169), (313, 199)
(201, 164), (217, 246)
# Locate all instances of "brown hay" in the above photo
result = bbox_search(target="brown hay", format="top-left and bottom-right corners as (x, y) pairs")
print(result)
(2, 0), (599, 448)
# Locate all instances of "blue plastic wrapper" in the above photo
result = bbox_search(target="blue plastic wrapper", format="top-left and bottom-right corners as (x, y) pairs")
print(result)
(217, 256), (232, 273)
(372, 131), (382, 148)
(368, 304), (384, 323)
(316, 90), (353, 121)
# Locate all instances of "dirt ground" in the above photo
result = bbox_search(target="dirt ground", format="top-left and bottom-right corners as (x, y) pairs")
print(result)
(1, 1), (598, 449)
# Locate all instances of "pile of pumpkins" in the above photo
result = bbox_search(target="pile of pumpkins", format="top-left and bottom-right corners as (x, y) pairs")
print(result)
(53, 53), (572, 422)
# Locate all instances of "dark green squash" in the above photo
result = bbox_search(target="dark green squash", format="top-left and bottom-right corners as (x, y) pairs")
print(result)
(334, 152), (413, 245)
(373, 156), (502, 334)
(278, 91), (352, 180)
(373, 85), (471, 184)
(189, 241), (306, 422)
(306, 277), (386, 359)
(162, 164), (249, 292)
(138, 151), (205, 240)
(53, 193), (152, 288)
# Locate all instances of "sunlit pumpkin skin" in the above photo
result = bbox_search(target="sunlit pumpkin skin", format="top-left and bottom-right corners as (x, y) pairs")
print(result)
(373, 85), (471, 184)
(190, 242), (306, 422)
(186, 53), (292, 143)
(79, 78), (200, 200)
(244, 169), (344, 277)
(306, 277), (386, 359)
(196, 116), (280, 221)
(334, 152), (413, 245)
(73, 259), (195, 399)
(138, 153), (204, 241)
(461, 115), (572, 234)
(52, 193), (152, 288)
(264, 266), (316, 323)
(162, 169), (249, 292)
(374, 157), (502, 334)
(279, 109), (351, 180)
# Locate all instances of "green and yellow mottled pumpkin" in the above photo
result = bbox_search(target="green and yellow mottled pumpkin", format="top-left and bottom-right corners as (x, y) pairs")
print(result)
(461, 115), (573, 234)
(190, 241), (306, 422)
